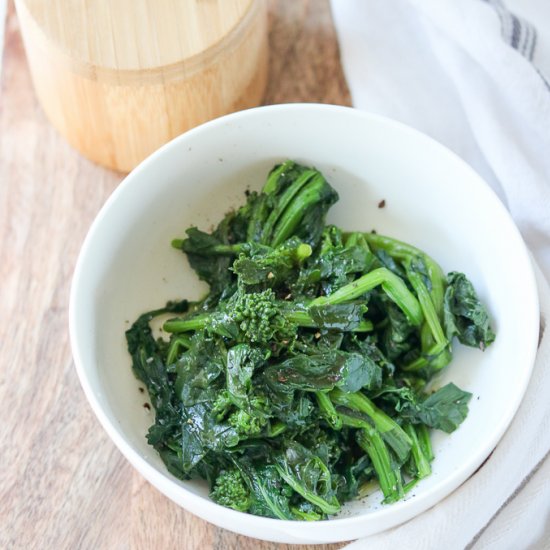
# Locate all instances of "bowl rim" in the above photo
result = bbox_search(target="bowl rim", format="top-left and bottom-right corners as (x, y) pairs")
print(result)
(69, 103), (540, 539)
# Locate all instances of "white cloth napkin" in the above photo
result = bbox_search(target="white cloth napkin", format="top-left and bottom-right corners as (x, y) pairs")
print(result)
(330, 0), (550, 547)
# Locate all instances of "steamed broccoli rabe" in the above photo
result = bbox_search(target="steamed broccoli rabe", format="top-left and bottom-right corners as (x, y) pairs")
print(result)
(210, 468), (251, 512)
(126, 160), (495, 519)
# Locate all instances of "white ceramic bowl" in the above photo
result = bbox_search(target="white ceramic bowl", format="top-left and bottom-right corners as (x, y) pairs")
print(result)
(69, 104), (539, 544)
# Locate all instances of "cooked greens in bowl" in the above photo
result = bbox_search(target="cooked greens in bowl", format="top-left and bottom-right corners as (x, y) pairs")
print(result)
(70, 104), (538, 543)
(126, 160), (495, 520)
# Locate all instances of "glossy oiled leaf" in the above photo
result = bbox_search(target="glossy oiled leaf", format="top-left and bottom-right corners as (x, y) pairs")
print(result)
(387, 382), (472, 433)
(174, 335), (225, 406)
(179, 227), (234, 299)
(239, 463), (296, 520)
(264, 350), (381, 393)
(225, 344), (265, 407)
(274, 442), (341, 515)
(443, 272), (495, 349)
(308, 303), (368, 331)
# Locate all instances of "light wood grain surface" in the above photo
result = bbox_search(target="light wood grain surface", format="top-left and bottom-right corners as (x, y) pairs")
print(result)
(0, 1), (351, 548)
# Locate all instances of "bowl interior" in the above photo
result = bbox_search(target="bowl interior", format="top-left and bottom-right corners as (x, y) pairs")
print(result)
(70, 105), (538, 543)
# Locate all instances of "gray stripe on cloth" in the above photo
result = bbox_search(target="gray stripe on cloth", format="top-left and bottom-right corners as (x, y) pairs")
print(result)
(510, 12), (521, 49)
(528, 23), (538, 61)
(536, 67), (550, 92)
(483, 0), (538, 60)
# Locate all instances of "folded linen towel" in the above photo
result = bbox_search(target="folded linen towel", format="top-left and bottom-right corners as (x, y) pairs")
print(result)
(331, 1), (550, 547)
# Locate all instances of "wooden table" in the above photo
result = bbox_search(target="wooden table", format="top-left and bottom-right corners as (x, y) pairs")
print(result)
(0, 1), (351, 548)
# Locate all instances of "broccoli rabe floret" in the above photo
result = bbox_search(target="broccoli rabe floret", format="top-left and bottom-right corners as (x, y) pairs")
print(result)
(163, 287), (298, 345)
(163, 283), (374, 343)
(228, 409), (265, 437)
(219, 393), (270, 438)
(210, 468), (251, 512)
(212, 390), (232, 421)
(212, 386), (270, 437)
(231, 288), (294, 345)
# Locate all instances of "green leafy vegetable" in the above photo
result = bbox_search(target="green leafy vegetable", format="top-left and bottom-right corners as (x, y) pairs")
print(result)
(403, 383), (473, 433)
(264, 350), (381, 393)
(126, 160), (495, 520)
(274, 442), (341, 515)
(210, 468), (251, 512)
(443, 272), (496, 349)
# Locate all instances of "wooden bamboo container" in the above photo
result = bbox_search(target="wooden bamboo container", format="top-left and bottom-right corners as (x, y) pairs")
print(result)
(15, 0), (268, 172)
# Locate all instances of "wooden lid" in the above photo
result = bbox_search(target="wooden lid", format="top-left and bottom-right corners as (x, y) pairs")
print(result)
(19, 0), (255, 71)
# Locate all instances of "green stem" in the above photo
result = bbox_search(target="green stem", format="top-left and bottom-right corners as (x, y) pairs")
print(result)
(311, 267), (423, 326)
(260, 169), (318, 244)
(285, 310), (373, 332)
(166, 335), (192, 364)
(356, 426), (404, 503)
(163, 314), (210, 333)
(360, 232), (445, 313)
(330, 388), (412, 462)
(274, 464), (341, 515)
(315, 392), (343, 430)
(357, 232), (452, 373)
(171, 240), (245, 255)
(290, 507), (323, 521)
(267, 421), (287, 438)
(270, 176), (324, 247)
(164, 310), (373, 334)
(343, 232), (361, 248)
(417, 424), (434, 462)
(404, 424), (432, 479)
(405, 264), (447, 351)
(337, 410), (370, 429)
(404, 261), (450, 373)
(262, 160), (294, 195)
(403, 478), (419, 495)
(294, 243), (313, 262)
(403, 347), (452, 373)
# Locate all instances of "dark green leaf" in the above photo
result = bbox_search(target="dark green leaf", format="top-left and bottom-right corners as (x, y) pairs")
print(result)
(308, 303), (368, 331)
(174, 335), (225, 406)
(240, 463), (296, 520)
(274, 442), (341, 515)
(443, 272), (495, 349)
(265, 350), (382, 394)
(225, 344), (265, 407)
(391, 382), (472, 433)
